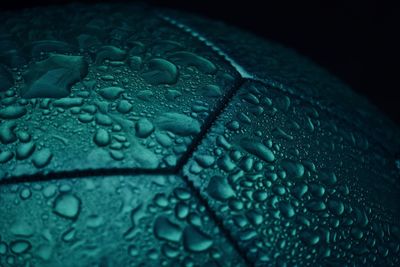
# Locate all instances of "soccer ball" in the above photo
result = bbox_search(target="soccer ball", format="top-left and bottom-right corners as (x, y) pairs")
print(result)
(0, 3), (399, 266)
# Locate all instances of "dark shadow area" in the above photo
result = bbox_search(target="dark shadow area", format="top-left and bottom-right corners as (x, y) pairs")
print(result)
(1, 0), (399, 124)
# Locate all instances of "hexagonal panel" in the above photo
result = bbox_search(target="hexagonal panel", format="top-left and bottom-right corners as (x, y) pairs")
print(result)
(0, 4), (239, 181)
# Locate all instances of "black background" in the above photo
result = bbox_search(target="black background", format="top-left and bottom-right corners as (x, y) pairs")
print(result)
(1, 0), (399, 125)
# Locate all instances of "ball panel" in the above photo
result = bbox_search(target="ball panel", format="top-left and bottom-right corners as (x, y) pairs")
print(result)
(162, 11), (400, 154)
(0, 174), (245, 266)
(184, 81), (400, 265)
(0, 3), (398, 266)
(0, 4), (239, 181)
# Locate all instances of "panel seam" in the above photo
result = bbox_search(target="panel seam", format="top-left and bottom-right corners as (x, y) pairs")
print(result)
(158, 13), (398, 159)
(173, 77), (245, 172)
(181, 173), (255, 267)
(158, 13), (256, 267)
(158, 12), (400, 266)
(0, 168), (176, 185)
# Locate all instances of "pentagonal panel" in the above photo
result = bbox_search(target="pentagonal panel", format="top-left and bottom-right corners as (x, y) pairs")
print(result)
(0, 174), (245, 266)
(160, 12), (400, 154)
(184, 81), (400, 266)
(0, 4), (239, 181)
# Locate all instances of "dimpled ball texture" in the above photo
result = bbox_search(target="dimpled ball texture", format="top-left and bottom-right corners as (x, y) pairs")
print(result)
(0, 3), (399, 267)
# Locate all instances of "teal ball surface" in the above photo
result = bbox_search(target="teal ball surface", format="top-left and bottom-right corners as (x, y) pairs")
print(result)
(0, 3), (399, 266)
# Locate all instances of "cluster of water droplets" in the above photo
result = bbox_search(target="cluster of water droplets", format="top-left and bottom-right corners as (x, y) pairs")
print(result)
(0, 4), (238, 181)
(184, 81), (400, 266)
(0, 174), (245, 266)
